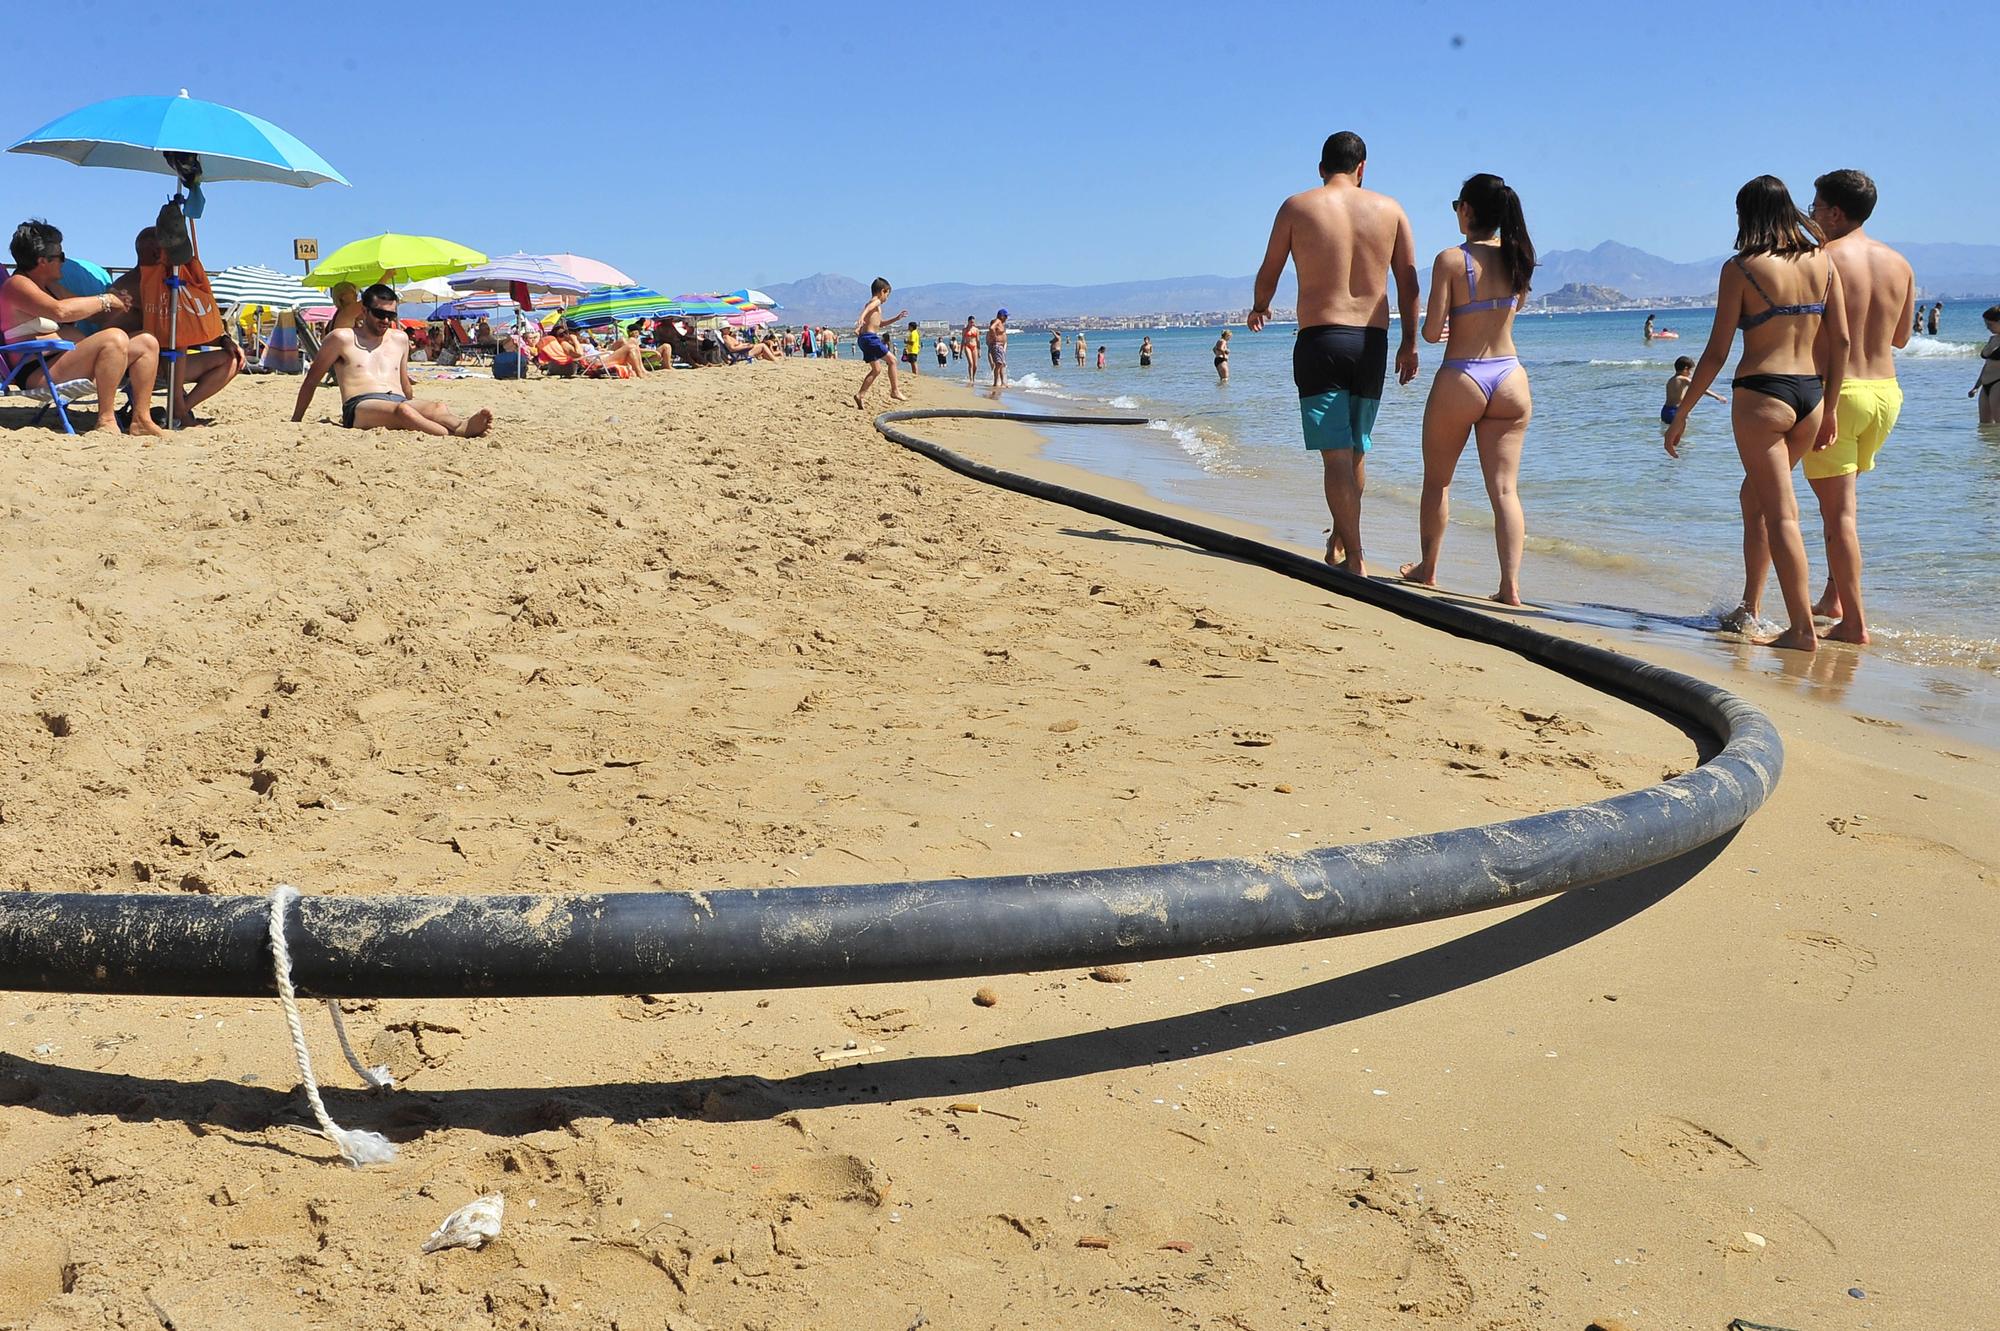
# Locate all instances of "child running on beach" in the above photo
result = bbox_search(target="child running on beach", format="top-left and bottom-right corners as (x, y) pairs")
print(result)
(852, 278), (908, 409)
(1661, 355), (1726, 431)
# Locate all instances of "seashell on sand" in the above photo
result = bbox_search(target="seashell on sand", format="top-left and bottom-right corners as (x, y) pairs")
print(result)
(421, 1193), (505, 1253)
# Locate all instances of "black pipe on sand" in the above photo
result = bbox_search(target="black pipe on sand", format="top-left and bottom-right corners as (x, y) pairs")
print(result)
(0, 410), (1781, 999)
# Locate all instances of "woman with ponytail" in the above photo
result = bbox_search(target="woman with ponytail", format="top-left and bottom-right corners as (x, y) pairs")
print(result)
(1400, 173), (1535, 605)
(1664, 175), (1847, 653)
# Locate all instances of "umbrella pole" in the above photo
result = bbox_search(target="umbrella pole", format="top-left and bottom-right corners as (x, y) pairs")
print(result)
(165, 263), (181, 432)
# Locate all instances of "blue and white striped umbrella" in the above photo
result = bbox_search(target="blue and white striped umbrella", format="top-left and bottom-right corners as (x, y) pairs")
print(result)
(207, 264), (325, 309)
(446, 253), (589, 295)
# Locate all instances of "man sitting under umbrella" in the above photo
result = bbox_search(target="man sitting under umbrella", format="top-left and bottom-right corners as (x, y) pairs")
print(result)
(107, 226), (242, 426)
(292, 283), (492, 437)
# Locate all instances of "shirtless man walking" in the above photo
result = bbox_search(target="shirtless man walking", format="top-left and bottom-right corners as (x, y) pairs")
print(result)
(1803, 169), (1914, 644)
(987, 308), (1009, 388)
(293, 283), (493, 436)
(1249, 130), (1420, 575)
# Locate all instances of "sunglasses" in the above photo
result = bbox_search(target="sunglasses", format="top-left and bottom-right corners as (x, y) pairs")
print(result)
(45, 251), (66, 264)
(1450, 199), (1463, 209)
(365, 306), (398, 320)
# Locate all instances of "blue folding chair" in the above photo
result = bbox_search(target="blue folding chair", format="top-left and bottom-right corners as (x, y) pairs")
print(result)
(0, 337), (89, 433)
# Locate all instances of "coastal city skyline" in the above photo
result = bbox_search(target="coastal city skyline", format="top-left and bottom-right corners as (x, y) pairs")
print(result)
(5, 3), (1991, 295)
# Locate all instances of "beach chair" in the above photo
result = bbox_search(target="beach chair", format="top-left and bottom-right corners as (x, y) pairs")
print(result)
(0, 336), (89, 433)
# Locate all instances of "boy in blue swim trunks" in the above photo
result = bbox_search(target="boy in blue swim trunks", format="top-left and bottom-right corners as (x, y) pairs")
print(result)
(1660, 355), (1726, 432)
(851, 276), (908, 409)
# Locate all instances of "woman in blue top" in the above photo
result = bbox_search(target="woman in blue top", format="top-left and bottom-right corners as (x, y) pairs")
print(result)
(1402, 173), (1535, 605)
(1665, 176), (1848, 653)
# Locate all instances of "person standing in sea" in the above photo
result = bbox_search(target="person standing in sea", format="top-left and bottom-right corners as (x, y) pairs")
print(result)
(1399, 173), (1537, 606)
(1664, 175), (1848, 654)
(1796, 169), (1914, 644)
(1140, 336), (1153, 367)
(1076, 330), (1086, 366)
(1213, 330), (1231, 381)
(962, 315), (980, 385)
(1050, 329), (1062, 368)
(987, 308), (1009, 388)
(1928, 301), (1941, 335)
(1249, 129), (1421, 574)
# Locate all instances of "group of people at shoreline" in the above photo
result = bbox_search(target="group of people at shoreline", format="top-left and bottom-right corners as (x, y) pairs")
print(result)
(1247, 130), (1929, 652)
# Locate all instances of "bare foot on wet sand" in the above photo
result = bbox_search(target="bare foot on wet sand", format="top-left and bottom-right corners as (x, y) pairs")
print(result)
(1756, 625), (1818, 652)
(1718, 603), (1759, 633)
(1812, 594), (1842, 620)
(1324, 535), (1345, 567)
(1397, 561), (1436, 586)
(451, 409), (494, 438)
(1820, 620), (1870, 645)
(1339, 555), (1368, 579)
(1493, 587), (1523, 607)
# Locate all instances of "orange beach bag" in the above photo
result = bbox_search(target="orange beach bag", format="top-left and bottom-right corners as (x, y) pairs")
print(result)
(139, 256), (224, 350)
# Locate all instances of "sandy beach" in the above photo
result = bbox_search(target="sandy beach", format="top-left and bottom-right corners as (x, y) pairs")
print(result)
(1, 361), (1995, 1328)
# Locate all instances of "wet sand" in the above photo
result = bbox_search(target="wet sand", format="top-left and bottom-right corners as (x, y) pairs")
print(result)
(1, 361), (1994, 1328)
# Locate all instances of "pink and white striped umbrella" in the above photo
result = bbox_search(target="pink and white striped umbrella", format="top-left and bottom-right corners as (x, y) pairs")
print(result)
(540, 253), (634, 287)
(727, 307), (777, 328)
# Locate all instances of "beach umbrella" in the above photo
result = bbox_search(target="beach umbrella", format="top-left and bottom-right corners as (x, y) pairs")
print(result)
(447, 252), (589, 296)
(397, 276), (459, 304)
(207, 264), (325, 310)
(430, 293), (564, 321)
(724, 288), (780, 309)
(8, 91), (348, 187)
(727, 307), (778, 328)
(558, 285), (685, 329)
(539, 253), (634, 287)
(671, 294), (739, 317)
(306, 234), (486, 288)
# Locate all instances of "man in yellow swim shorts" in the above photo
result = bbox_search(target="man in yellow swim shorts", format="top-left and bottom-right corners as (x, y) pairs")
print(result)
(1805, 169), (1915, 646)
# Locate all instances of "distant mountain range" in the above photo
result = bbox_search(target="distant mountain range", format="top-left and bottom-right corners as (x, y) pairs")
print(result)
(765, 240), (2000, 323)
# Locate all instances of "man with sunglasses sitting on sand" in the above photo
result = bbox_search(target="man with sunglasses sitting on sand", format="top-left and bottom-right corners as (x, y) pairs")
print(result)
(292, 283), (493, 436)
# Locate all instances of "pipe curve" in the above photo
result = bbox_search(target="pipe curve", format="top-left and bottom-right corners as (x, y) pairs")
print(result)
(0, 408), (1780, 998)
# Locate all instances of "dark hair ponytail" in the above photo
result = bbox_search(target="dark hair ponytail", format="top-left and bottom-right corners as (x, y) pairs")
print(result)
(1459, 174), (1536, 296)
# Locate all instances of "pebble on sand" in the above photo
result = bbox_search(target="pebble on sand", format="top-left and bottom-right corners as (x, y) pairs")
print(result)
(1088, 965), (1132, 984)
(973, 986), (999, 1007)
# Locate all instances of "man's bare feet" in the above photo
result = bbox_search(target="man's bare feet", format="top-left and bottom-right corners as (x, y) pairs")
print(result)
(451, 408), (494, 438)
(1324, 536), (1346, 566)
(1811, 593), (1842, 620)
(1756, 625), (1818, 652)
(1820, 620), (1870, 645)
(1341, 555), (1367, 578)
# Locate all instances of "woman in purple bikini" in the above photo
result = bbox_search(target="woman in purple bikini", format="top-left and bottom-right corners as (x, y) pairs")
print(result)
(1400, 173), (1536, 606)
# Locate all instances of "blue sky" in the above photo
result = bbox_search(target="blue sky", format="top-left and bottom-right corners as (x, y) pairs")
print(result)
(6, 2), (1991, 294)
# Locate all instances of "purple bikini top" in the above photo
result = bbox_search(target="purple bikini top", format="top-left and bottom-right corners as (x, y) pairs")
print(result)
(1451, 243), (1517, 316)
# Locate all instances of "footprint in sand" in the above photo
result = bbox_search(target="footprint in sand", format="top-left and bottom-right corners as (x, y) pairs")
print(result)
(1617, 1114), (1758, 1180)
(1286, 1175), (1473, 1317)
(1766, 930), (1878, 1004)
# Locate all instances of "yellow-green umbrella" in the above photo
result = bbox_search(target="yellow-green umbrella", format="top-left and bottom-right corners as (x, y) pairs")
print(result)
(304, 233), (485, 288)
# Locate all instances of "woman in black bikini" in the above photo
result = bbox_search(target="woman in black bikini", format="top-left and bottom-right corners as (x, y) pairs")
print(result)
(1213, 329), (1230, 382)
(1665, 176), (1848, 653)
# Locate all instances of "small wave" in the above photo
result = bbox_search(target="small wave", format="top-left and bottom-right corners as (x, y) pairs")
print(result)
(1145, 418), (1226, 466)
(1106, 395), (1140, 409)
(1584, 358), (1669, 368)
(1897, 336), (1981, 359)
(1010, 372), (1094, 403)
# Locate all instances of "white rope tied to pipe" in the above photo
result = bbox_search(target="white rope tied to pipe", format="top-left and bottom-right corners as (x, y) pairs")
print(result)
(268, 885), (398, 1167)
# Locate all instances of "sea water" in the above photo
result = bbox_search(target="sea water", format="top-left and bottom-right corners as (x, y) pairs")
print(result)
(976, 303), (2000, 731)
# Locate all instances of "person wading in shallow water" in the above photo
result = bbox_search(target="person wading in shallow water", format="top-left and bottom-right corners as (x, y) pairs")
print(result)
(1248, 129), (1421, 574)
